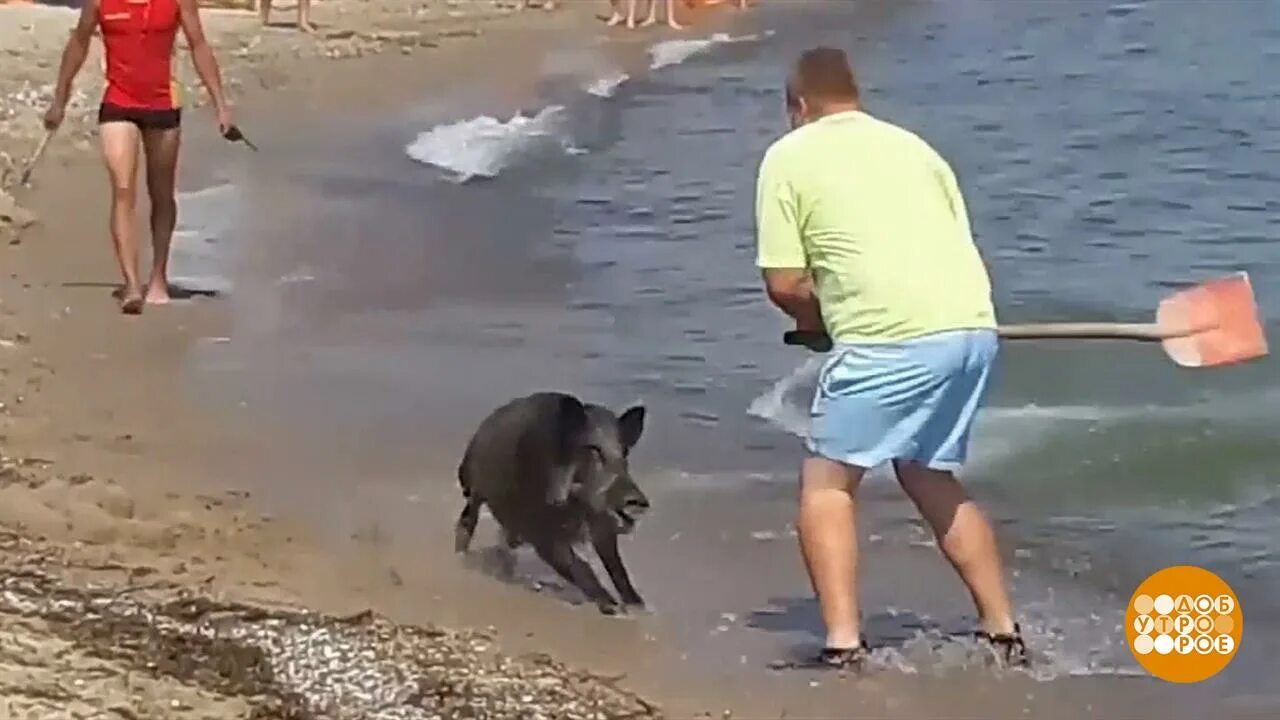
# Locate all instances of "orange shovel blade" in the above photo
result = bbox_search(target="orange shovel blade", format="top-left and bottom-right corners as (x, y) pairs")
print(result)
(1156, 272), (1269, 368)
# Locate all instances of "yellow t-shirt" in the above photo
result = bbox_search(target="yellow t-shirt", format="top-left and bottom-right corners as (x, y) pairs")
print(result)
(755, 110), (996, 344)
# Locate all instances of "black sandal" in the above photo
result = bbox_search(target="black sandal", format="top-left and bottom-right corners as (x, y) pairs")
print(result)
(769, 640), (871, 673)
(975, 623), (1029, 668)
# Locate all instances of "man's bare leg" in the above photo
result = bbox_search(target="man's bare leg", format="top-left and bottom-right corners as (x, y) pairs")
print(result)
(258, 0), (270, 26)
(893, 460), (1015, 636)
(100, 122), (144, 314)
(798, 455), (865, 649)
(141, 126), (180, 305)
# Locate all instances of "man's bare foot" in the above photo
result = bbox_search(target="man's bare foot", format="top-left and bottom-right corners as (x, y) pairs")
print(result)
(120, 286), (144, 315)
(667, 18), (684, 29)
(145, 282), (171, 305)
(640, 15), (657, 27)
(606, 12), (623, 25)
(298, 21), (317, 33)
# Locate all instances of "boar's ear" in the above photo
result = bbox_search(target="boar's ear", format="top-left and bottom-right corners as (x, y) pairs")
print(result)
(617, 405), (646, 451)
(545, 395), (589, 506)
(553, 394), (590, 463)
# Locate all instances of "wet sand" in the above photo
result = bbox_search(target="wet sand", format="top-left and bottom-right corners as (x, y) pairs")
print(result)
(3, 2), (1274, 719)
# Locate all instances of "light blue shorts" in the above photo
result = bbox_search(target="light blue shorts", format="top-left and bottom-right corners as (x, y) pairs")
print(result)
(807, 328), (998, 473)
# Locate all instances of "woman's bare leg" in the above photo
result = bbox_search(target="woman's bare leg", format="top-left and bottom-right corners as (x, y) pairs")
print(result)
(141, 125), (181, 305)
(100, 121), (144, 314)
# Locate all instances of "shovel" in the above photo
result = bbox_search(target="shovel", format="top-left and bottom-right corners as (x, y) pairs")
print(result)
(783, 272), (1269, 369)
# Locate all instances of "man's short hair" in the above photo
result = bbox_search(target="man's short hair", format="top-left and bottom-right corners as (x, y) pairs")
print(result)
(786, 46), (859, 109)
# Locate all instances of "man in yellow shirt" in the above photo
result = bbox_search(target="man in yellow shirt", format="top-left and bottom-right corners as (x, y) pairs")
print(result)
(756, 47), (1025, 670)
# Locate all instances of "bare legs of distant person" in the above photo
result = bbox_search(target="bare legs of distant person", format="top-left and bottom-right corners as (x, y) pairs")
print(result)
(608, 0), (683, 29)
(258, 0), (315, 32)
(797, 455), (1016, 650)
(641, 0), (683, 29)
(100, 122), (181, 314)
(607, 0), (625, 25)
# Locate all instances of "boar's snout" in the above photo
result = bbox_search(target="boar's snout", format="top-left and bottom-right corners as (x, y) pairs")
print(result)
(608, 483), (650, 534)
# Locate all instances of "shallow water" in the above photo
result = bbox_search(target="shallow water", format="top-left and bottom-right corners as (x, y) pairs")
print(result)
(181, 0), (1279, 710)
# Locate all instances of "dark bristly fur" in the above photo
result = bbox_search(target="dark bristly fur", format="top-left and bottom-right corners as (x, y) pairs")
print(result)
(455, 391), (651, 615)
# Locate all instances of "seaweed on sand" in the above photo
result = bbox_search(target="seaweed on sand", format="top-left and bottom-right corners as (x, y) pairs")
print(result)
(0, 564), (663, 719)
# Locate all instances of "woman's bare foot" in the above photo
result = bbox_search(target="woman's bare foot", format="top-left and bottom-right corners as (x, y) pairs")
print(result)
(640, 14), (657, 27)
(667, 18), (684, 29)
(145, 281), (171, 305)
(119, 286), (145, 315)
(606, 12), (623, 25)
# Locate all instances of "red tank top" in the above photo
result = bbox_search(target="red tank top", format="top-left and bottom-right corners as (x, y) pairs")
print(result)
(99, 0), (181, 110)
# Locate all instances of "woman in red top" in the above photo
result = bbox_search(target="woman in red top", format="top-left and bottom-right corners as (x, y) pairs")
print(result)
(44, 0), (233, 314)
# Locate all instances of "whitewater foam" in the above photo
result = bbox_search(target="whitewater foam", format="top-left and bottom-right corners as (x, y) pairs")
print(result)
(745, 356), (824, 439)
(583, 71), (630, 98)
(648, 31), (772, 71)
(404, 106), (573, 182)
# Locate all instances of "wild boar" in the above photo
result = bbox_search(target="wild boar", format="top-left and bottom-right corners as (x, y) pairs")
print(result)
(454, 391), (651, 615)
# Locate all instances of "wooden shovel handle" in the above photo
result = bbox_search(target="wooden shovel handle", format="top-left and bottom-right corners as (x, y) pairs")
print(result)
(784, 322), (1198, 351)
(996, 322), (1171, 341)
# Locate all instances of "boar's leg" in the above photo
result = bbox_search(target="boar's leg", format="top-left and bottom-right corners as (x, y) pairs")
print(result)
(455, 497), (483, 553)
(533, 540), (619, 614)
(494, 528), (521, 579)
(591, 526), (645, 609)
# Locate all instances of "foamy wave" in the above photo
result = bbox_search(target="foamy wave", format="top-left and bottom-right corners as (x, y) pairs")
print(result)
(583, 71), (630, 98)
(744, 358), (1122, 445)
(169, 182), (240, 296)
(404, 106), (572, 182)
(747, 358), (1280, 474)
(745, 359), (1132, 469)
(745, 356), (824, 439)
(648, 31), (771, 71)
